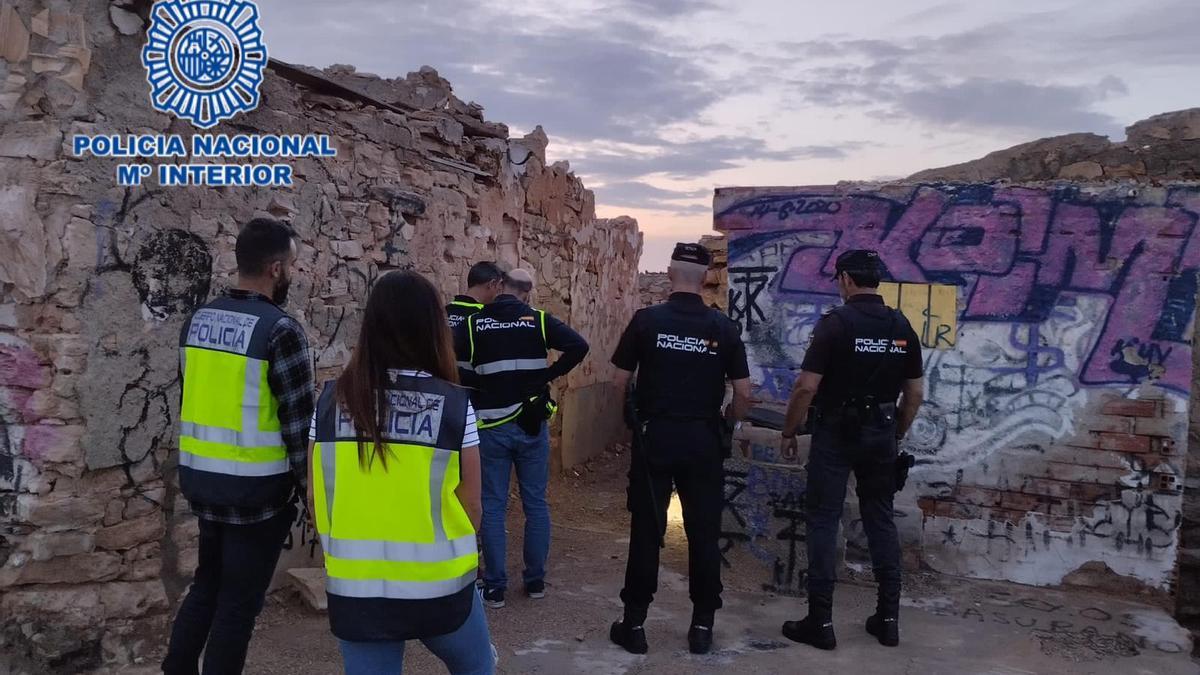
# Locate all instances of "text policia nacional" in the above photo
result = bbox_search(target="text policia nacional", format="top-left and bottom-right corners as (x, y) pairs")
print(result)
(71, 133), (337, 187)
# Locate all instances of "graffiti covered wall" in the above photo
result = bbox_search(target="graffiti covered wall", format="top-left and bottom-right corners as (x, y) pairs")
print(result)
(715, 183), (1199, 592)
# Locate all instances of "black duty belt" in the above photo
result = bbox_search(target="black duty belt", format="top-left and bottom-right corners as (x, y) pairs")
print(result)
(812, 401), (896, 423)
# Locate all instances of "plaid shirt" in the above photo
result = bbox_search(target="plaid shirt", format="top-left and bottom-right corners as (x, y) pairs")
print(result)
(189, 289), (315, 525)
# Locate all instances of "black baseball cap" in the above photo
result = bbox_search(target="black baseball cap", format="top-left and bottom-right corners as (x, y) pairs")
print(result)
(834, 249), (882, 276)
(671, 242), (712, 266)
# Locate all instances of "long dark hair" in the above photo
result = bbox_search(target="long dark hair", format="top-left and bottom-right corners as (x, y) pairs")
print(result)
(336, 270), (459, 468)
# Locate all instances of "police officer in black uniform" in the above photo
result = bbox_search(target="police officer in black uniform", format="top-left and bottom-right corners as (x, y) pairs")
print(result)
(778, 249), (925, 650)
(609, 243), (751, 656)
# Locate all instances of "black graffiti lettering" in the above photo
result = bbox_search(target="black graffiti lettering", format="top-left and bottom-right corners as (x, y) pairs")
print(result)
(1015, 616), (1038, 628)
(1018, 598), (1063, 613)
(1079, 607), (1112, 622)
(719, 470), (750, 567)
(991, 611), (1010, 625)
(770, 492), (806, 593)
(961, 607), (985, 622)
(728, 266), (774, 332)
(740, 197), (842, 220)
(1049, 620), (1074, 633)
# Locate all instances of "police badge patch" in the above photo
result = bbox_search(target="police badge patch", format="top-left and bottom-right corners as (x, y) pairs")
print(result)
(141, 0), (268, 129)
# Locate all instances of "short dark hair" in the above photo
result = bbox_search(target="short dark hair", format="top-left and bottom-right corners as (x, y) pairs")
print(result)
(466, 261), (504, 288)
(235, 218), (295, 277)
(843, 270), (881, 288)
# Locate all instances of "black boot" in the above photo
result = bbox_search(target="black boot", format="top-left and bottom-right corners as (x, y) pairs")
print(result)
(688, 609), (714, 654)
(782, 593), (836, 650)
(610, 605), (649, 654)
(866, 585), (900, 647)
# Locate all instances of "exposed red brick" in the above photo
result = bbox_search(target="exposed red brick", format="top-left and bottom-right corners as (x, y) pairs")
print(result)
(1097, 432), (1152, 453)
(1070, 483), (1122, 503)
(1021, 477), (1073, 499)
(1045, 462), (1128, 484)
(1000, 491), (1045, 513)
(1083, 415), (1135, 434)
(1131, 415), (1179, 437)
(1043, 515), (1078, 532)
(1047, 446), (1130, 470)
(931, 500), (982, 520)
(987, 508), (1031, 526)
(954, 486), (1003, 507)
(1101, 399), (1160, 418)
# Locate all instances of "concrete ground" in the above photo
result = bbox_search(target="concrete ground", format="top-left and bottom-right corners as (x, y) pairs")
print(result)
(227, 446), (1196, 674)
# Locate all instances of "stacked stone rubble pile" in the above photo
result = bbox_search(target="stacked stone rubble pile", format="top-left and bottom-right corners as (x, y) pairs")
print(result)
(0, 1), (640, 670)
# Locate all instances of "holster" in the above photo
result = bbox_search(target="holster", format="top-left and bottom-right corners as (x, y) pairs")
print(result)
(716, 417), (734, 459)
(816, 399), (896, 443)
(895, 451), (916, 492)
(516, 389), (556, 436)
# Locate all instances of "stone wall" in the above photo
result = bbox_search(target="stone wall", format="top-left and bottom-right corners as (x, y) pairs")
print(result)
(0, 1), (640, 670)
(636, 235), (726, 309)
(714, 182), (1199, 599)
(910, 108), (1200, 183)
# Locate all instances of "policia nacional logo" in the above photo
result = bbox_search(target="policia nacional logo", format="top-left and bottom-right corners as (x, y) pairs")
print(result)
(656, 333), (719, 356)
(141, 0), (268, 129)
(855, 337), (908, 354)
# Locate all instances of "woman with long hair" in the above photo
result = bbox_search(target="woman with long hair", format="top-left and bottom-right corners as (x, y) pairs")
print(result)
(308, 270), (493, 674)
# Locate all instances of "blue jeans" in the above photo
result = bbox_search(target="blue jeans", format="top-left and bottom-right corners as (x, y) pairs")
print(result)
(479, 420), (550, 591)
(338, 591), (495, 675)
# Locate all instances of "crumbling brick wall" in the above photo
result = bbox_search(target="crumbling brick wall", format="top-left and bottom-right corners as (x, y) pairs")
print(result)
(0, 1), (640, 670)
(714, 182), (1198, 598)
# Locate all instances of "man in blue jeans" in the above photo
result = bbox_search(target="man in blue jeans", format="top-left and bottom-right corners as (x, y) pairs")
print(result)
(455, 269), (589, 608)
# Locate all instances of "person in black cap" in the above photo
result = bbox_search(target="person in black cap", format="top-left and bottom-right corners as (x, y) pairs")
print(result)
(778, 249), (925, 650)
(608, 242), (751, 655)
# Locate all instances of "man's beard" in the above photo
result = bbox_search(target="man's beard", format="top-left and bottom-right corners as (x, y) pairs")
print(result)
(272, 277), (291, 305)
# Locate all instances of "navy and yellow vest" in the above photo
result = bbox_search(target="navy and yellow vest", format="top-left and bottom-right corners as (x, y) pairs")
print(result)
(312, 374), (477, 641)
(464, 302), (550, 428)
(177, 295), (292, 508)
(446, 296), (483, 330)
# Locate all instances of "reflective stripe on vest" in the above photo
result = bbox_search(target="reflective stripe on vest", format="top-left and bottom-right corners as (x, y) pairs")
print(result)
(313, 377), (476, 602)
(179, 307), (287, 478)
(474, 401), (522, 426)
(467, 307), (549, 426)
(326, 569), (479, 600)
(471, 357), (548, 376)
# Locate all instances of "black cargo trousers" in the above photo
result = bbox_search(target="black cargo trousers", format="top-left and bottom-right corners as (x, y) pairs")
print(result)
(620, 418), (725, 614)
(805, 403), (901, 613)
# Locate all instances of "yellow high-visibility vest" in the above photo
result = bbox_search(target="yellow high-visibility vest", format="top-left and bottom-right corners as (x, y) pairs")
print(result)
(178, 296), (291, 508)
(312, 372), (477, 639)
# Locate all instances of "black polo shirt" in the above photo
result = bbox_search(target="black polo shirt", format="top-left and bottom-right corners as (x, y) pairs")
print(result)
(612, 292), (749, 420)
(802, 293), (923, 408)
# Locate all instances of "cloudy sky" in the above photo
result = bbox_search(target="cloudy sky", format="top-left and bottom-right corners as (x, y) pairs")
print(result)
(258, 0), (1200, 270)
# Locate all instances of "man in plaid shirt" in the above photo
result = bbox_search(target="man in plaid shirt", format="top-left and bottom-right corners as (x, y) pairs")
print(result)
(164, 219), (315, 675)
